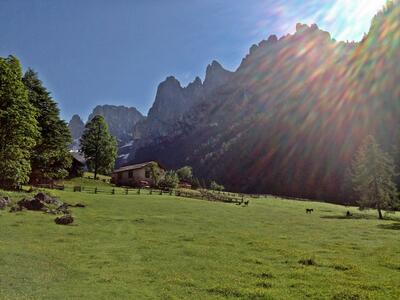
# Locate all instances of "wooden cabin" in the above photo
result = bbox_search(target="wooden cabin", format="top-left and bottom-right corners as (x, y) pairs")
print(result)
(111, 161), (166, 187)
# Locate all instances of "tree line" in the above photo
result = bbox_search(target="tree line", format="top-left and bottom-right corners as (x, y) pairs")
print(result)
(0, 55), (117, 188)
(0, 55), (71, 188)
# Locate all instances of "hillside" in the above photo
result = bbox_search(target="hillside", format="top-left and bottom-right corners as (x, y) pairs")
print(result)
(1, 185), (399, 299)
(131, 1), (400, 203)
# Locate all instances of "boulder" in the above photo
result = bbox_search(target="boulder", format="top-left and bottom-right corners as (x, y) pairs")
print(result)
(0, 197), (11, 209)
(55, 214), (74, 225)
(17, 198), (44, 211)
(56, 203), (70, 214)
(34, 192), (61, 205)
(9, 206), (23, 213)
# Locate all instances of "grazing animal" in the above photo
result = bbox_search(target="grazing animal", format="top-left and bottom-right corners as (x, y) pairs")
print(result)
(346, 211), (353, 217)
(243, 200), (249, 207)
(306, 208), (314, 214)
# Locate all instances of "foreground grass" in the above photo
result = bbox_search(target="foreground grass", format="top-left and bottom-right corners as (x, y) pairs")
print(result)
(0, 189), (400, 299)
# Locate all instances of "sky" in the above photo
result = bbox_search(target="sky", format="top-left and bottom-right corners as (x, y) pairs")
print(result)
(0, 0), (387, 121)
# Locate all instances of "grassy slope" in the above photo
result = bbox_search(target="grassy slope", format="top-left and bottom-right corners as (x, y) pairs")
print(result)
(0, 184), (400, 299)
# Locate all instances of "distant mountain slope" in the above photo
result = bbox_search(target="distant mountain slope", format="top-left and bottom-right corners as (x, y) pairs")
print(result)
(131, 1), (400, 203)
(88, 105), (144, 145)
(68, 114), (85, 151)
(68, 105), (144, 153)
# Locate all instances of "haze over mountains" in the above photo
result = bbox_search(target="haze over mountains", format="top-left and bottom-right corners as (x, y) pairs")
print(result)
(69, 1), (399, 203)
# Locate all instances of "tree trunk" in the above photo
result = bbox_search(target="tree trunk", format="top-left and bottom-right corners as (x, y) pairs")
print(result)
(94, 166), (98, 180)
(378, 207), (383, 219)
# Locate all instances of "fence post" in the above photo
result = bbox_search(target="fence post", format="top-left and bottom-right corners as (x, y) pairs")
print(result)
(150, 189), (152, 195)
(159, 190), (162, 195)
(112, 188), (115, 195)
(95, 187), (98, 194)
(137, 188), (141, 195)
(125, 188), (128, 195)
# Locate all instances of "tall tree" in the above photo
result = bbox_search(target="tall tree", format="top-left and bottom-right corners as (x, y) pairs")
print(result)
(80, 115), (117, 179)
(23, 69), (72, 183)
(350, 135), (399, 219)
(0, 56), (39, 188)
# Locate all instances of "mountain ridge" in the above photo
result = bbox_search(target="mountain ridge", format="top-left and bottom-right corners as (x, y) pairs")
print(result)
(129, 2), (400, 203)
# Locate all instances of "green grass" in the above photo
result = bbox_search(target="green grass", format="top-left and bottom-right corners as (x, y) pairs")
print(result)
(1, 184), (400, 299)
(61, 172), (113, 189)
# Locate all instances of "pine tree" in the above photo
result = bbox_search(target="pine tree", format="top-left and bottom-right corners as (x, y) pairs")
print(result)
(350, 135), (399, 219)
(23, 69), (72, 183)
(80, 115), (117, 179)
(0, 56), (39, 188)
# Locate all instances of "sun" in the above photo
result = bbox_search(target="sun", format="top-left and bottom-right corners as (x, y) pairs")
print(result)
(324, 0), (388, 41)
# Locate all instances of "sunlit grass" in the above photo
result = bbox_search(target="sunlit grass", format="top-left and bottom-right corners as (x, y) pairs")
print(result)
(1, 181), (399, 299)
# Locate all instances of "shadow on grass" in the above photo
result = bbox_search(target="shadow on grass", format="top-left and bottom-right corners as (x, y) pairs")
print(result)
(321, 213), (400, 222)
(320, 214), (377, 220)
(377, 223), (400, 230)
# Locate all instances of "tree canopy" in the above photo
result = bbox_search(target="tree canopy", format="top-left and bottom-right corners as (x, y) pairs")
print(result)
(0, 56), (39, 188)
(23, 69), (72, 183)
(80, 115), (117, 179)
(210, 180), (225, 192)
(159, 170), (179, 189)
(350, 135), (399, 219)
(176, 166), (193, 182)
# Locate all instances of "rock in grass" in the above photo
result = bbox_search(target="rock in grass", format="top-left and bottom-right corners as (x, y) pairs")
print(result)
(0, 197), (11, 209)
(34, 192), (63, 206)
(55, 214), (74, 225)
(9, 205), (23, 213)
(298, 257), (317, 266)
(17, 198), (44, 211)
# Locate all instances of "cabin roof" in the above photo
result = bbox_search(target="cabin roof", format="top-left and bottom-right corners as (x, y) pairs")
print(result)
(71, 151), (86, 165)
(113, 161), (165, 174)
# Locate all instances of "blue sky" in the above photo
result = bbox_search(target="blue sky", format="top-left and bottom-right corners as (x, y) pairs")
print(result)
(0, 0), (386, 121)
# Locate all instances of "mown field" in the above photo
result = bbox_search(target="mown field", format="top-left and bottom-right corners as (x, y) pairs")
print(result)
(1, 179), (400, 299)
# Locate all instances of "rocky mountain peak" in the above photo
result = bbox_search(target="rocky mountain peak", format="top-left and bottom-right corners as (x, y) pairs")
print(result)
(294, 23), (331, 42)
(204, 60), (233, 93)
(68, 114), (85, 140)
(87, 105), (144, 145)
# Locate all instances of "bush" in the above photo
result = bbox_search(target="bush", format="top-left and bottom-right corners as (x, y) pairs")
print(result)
(158, 170), (179, 189)
(210, 181), (224, 191)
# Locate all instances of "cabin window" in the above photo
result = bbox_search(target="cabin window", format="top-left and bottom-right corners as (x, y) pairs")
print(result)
(128, 171), (133, 178)
(145, 169), (151, 178)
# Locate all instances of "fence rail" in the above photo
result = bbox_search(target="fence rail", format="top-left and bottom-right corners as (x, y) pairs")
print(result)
(34, 184), (250, 204)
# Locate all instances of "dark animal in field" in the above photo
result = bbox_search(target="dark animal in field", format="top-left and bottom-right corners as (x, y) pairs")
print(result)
(306, 209), (314, 214)
(243, 200), (249, 207)
(236, 199), (243, 205)
(346, 211), (353, 217)
(55, 214), (74, 225)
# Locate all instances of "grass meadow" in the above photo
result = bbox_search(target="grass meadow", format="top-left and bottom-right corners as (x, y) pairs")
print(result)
(1, 180), (400, 299)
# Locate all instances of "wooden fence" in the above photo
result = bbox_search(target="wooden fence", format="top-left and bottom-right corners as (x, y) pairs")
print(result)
(36, 184), (249, 205)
